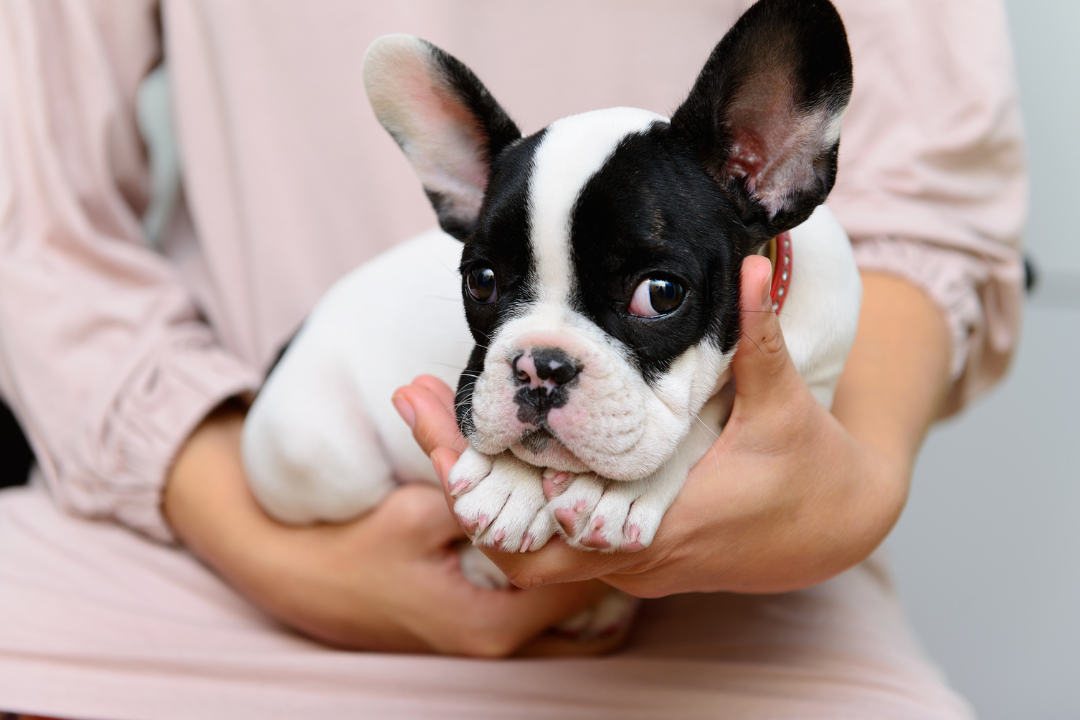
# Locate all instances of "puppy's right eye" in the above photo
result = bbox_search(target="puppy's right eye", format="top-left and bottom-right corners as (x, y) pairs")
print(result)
(466, 266), (498, 303)
(629, 277), (685, 317)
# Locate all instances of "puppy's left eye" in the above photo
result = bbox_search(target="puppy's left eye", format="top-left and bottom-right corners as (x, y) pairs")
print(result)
(466, 266), (498, 304)
(629, 277), (685, 318)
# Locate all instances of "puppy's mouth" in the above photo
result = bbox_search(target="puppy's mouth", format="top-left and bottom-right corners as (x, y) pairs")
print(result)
(511, 428), (591, 474)
(518, 428), (555, 455)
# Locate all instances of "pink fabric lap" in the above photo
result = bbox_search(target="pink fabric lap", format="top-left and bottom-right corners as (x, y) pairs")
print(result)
(0, 481), (971, 720)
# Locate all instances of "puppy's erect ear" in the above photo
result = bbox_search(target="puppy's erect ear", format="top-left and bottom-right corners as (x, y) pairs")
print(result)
(363, 35), (522, 241)
(671, 0), (853, 242)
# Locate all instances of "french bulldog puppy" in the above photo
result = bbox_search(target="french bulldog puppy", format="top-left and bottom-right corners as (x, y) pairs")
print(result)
(242, 0), (860, 604)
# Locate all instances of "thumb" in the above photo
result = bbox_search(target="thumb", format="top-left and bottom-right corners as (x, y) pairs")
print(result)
(731, 255), (801, 409)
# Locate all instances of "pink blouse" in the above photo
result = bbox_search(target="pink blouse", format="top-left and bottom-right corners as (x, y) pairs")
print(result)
(0, 1), (1025, 542)
(0, 2), (1024, 717)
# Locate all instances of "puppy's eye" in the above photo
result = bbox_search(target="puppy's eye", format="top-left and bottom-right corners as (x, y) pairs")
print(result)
(629, 277), (685, 317)
(466, 266), (498, 304)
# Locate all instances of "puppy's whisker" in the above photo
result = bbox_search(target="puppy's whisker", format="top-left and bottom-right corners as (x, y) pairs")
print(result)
(694, 416), (731, 466)
(453, 385), (478, 402)
(470, 327), (495, 342)
(425, 361), (470, 371)
(707, 441), (725, 476)
(692, 415), (721, 443)
(742, 308), (791, 320)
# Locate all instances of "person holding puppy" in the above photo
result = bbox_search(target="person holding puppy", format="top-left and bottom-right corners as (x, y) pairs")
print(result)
(0, 1), (1024, 718)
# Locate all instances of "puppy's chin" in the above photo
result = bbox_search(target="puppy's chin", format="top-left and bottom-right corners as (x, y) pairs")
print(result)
(510, 431), (591, 474)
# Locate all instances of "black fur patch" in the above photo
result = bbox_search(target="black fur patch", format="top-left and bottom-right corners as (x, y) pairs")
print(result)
(458, 130), (546, 341)
(568, 124), (748, 381)
(455, 130), (547, 435)
(421, 41), (523, 240)
(671, 0), (852, 242)
(455, 344), (486, 437)
(0, 398), (32, 489)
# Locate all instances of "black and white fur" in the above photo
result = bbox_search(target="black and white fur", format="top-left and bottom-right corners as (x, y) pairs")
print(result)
(243, 0), (860, 584)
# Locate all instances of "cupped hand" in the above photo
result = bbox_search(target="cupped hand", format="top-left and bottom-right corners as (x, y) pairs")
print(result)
(394, 256), (947, 598)
(164, 407), (617, 657)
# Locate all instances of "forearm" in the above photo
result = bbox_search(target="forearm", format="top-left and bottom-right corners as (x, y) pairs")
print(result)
(831, 272), (953, 498)
(162, 406), (617, 656)
(162, 407), (300, 622)
(163, 407), (435, 651)
(768, 271), (954, 591)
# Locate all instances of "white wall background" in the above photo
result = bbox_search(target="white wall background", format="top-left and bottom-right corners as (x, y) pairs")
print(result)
(886, 2), (1080, 718)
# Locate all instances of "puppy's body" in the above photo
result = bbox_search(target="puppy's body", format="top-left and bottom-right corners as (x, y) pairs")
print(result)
(243, 205), (858, 534)
(243, 0), (859, 587)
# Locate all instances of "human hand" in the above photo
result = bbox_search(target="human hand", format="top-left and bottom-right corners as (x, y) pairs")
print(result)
(394, 257), (950, 598)
(163, 407), (618, 657)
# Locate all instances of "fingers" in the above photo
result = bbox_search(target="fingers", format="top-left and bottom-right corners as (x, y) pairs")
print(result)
(731, 255), (801, 409)
(430, 446), (460, 505)
(393, 376), (469, 456)
(412, 374), (457, 409)
(480, 579), (613, 649)
(430, 577), (621, 658)
(484, 536), (636, 588)
(392, 377), (470, 539)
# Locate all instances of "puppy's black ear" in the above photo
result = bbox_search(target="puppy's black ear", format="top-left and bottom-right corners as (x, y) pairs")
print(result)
(671, 0), (853, 242)
(363, 35), (522, 241)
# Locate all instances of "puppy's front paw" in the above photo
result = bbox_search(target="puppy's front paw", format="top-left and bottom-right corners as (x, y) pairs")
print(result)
(548, 474), (667, 552)
(450, 449), (556, 552)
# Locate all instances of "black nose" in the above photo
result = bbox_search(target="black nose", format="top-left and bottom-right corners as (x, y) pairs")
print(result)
(511, 347), (582, 425)
(512, 347), (582, 388)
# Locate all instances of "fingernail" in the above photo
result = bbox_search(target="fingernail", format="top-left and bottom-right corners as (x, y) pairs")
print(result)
(761, 265), (773, 311)
(392, 394), (416, 429)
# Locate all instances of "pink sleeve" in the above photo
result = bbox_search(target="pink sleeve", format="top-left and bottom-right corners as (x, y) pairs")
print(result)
(829, 0), (1027, 415)
(0, 0), (260, 542)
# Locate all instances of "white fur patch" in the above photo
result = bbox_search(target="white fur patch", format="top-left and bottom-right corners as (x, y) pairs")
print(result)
(528, 108), (665, 304)
(363, 35), (510, 233)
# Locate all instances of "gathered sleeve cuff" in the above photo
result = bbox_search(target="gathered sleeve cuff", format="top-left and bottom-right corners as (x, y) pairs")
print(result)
(76, 334), (261, 543)
(829, 0), (1028, 415)
(0, 0), (260, 542)
(852, 236), (1024, 417)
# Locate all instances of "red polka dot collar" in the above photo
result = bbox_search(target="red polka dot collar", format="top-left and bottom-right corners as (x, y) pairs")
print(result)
(768, 232), (792, 313)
